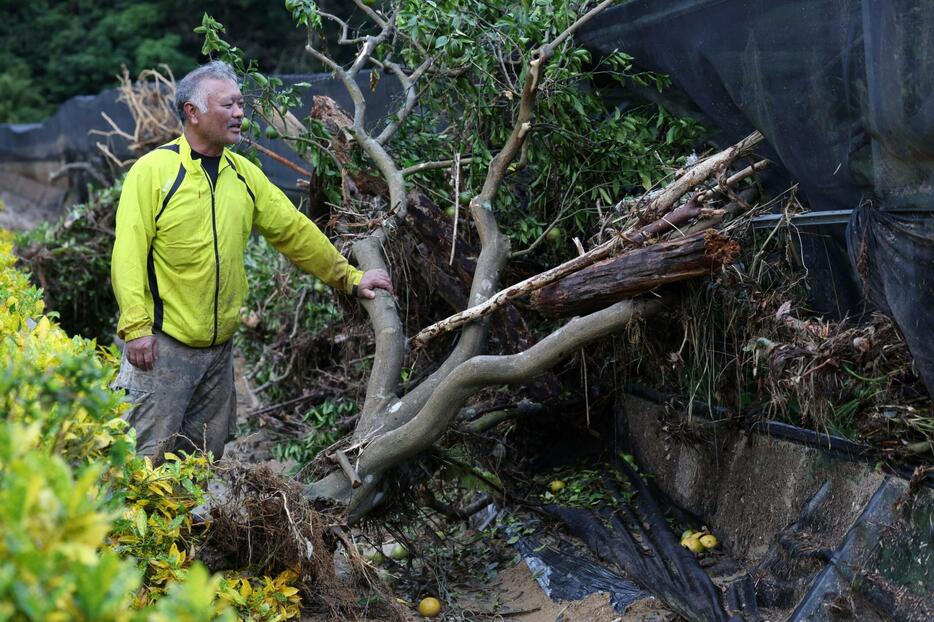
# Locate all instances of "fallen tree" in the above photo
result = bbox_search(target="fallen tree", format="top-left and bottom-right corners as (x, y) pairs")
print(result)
(199, 0), (766, 523)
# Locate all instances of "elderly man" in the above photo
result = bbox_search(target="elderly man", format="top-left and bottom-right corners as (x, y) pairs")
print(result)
(111, 61), (392, 462)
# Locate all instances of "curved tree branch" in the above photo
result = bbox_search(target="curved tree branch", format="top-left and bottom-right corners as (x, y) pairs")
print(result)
(352, 237), (405, 438)
(319, 298), (662, 520)
(374, 56), (436, 146)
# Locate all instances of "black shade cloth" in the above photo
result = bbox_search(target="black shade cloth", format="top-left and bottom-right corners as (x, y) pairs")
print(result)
(848, 206), (934, 395)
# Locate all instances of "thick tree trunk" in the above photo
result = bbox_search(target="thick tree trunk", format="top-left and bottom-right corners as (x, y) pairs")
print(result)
(530, 230), (739, 318)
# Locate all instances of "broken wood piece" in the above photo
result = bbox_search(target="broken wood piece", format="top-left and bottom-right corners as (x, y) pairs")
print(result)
(329, 449), (362, 488)
(530, 230), (739, 318)
(697, 158), (770, 203)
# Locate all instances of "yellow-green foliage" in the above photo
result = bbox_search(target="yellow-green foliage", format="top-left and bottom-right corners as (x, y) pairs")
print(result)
(0, 231), (302, 620)
(217, 570), (302, 621)
(0, 232), (252, 622)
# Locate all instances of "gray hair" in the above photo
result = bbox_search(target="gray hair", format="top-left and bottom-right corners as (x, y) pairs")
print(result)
(175, 61), (240, 122)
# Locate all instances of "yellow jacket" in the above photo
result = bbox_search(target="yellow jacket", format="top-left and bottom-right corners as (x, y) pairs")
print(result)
(111, 135), (362, 347)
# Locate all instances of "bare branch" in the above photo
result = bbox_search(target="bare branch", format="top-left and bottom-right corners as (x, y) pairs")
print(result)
(425, 493), (493, 520)
(242, 138), (313, 179)
(305, 43), (344, 75)
(697, 158), (770, 203)
(473, 0), (615, 234)
(352, 237), (405, 438)
(318, 10), (367, 45)
(351, 0), (388, 30)
(305, 43), (407, 219)
(639, 131), (764, 221)
(545, 0), (616, 53)
(374, 55), (436, 145)
(401, 157), (474, 176)
(349, 19), (394, 78)
(412, 235), (624, 348)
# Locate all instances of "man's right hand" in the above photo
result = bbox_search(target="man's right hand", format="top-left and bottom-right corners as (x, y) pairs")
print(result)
(126, 335), (158, 370)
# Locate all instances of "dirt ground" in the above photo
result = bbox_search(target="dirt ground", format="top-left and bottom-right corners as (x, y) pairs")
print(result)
(433, 562), (672, 622)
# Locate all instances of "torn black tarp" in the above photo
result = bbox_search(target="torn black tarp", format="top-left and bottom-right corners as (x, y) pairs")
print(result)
(789, 477), (934, 621)
(549, 459), (760, 622)
(579, 0), (934, 396)
(510, 531), (646, 614)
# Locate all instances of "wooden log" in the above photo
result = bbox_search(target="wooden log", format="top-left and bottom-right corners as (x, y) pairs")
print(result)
(530, 230), (739, 318)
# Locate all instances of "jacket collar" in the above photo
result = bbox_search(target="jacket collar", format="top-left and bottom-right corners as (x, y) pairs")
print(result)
(175, 133), (233, 175)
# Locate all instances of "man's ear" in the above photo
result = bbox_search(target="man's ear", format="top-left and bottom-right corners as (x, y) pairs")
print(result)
(183, 102), (200, 125)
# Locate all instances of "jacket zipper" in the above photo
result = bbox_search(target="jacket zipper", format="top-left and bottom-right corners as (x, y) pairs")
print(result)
(203, 163), (221, 346)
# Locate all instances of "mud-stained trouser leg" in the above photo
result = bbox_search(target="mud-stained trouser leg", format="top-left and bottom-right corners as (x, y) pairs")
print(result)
(112, 332), (237, 464)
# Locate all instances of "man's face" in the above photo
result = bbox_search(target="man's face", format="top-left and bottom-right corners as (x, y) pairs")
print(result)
(186, 78), (244, 151)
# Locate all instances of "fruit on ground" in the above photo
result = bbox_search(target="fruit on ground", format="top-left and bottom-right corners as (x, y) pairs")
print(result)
(682, 535), (705, 554)
(548, 479), (565, 493)
(699, 534), (718, 549)
(389, 543), (408, 560)
(681, 529), (694, 541)
(417, 597), (442, 618)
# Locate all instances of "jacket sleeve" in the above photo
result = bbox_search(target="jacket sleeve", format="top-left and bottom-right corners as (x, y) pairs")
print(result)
(111, 162), (157, 341)
(251, 172), (363, 294)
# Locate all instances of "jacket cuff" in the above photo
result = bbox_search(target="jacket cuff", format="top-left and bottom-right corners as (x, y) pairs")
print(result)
(122, 327), (153, 342)
(346, 268), (364, 296)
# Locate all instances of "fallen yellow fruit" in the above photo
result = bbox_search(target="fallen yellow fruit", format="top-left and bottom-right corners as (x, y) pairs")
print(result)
(699, 534), (718, 549)
(682, 535), (705, 554)
(681, 529), (694, 541)
(548, 480), (566, 493)
(417, 596), (442, 618)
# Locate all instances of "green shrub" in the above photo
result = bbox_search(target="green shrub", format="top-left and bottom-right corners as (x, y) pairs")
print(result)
(1, 230), (299, 620)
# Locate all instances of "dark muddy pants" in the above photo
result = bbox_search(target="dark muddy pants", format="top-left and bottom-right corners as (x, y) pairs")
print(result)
(113, 332), (237, 463)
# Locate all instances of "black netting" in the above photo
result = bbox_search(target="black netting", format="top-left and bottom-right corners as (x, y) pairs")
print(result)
(579, 0), (934, 396)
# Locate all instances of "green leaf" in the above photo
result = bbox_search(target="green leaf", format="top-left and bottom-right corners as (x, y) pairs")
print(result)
(136, 507), (148, 536)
